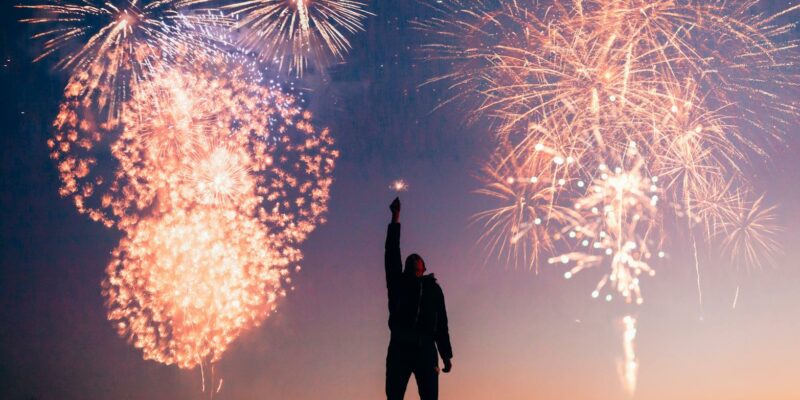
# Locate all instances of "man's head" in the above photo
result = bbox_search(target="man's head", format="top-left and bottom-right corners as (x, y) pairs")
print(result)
(404, 253), (426, 277)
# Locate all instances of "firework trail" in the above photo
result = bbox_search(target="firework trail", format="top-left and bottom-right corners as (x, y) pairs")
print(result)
(617, 315), (638, 396)
(218, 0), (373, 75)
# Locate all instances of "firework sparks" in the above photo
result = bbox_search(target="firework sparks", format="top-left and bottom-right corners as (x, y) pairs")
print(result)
(549, 148), (661, 305)
(18, 0), (227, 126)
(23, 0), (352, 391)
(222, 0), (372, 75)
(49, 53), (337, 232)
(103, 207), (290, 369)
(475, 142), (580, 271)
(421, 0), (800, 140)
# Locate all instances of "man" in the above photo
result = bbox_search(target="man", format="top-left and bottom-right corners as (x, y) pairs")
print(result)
(385, 197), (453, 400)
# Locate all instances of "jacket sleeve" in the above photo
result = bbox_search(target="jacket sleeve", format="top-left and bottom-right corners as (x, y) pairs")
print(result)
(385, 223), (402, 307)
(436, 285), (453, 360)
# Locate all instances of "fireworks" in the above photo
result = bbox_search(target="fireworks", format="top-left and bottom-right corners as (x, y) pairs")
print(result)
(549, 147), (661, 305)
(421, 0), (800, 139)
(425, 1), (796, 394)
(18, 0), (227, 126)
(21, 0), (344, 378)
(48, 53), (338, 370)
(475, 142), (580, 270)
(424, 0), (796, 296)
(49, 52), (336, 231)
(104, 207), (289, 368)
(222, 0), (372, 75)
(22, 0), (340, 375)
(716, 193), (781, 272)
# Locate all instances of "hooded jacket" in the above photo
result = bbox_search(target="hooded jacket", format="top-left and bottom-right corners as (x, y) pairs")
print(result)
(385, 222), (453, 360)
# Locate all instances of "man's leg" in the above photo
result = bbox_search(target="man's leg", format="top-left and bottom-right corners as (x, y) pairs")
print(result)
(413, 343), (439, 400)
(386, 344), (413, 400)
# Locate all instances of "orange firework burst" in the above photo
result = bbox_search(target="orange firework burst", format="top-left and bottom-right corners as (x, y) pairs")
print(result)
(390, 179), (408, 192)
(617, 315), (639, 396)
(49, 52), (337, 232)
(49, 50), (337, 370)
(25, 0), (343, 390)
(221, 0), (372, 75)
(103, 207), (291, 369)
(421, 0), (800, 139)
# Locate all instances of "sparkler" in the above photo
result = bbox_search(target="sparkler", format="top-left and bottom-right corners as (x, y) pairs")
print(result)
(390, 179), (408, 192)
(221, 0), (372, 75)
(716, 193), (781, 273)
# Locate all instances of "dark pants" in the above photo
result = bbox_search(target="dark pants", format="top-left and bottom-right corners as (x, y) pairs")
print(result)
(386, 339), (439, 400)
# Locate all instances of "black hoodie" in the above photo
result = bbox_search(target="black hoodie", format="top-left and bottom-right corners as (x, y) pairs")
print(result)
(385, 222), (453, 360)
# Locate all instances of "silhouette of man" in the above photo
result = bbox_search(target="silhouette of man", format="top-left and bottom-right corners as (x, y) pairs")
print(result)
(385, 197), (453, 400)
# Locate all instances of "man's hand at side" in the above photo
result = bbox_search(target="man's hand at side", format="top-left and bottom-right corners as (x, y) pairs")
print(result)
(442, 358), (452, 373)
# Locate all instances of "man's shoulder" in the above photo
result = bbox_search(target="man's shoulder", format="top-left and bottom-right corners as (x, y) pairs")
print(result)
(422, 274), (444, 291)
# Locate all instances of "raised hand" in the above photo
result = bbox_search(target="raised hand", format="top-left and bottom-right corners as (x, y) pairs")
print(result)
(390, 197), (401, 223)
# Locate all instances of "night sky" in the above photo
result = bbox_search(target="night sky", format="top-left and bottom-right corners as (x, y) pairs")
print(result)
(3, 2), (800, 399)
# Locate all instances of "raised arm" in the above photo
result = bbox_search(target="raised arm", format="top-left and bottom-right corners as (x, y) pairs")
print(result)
(385, 198), (402, 297)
